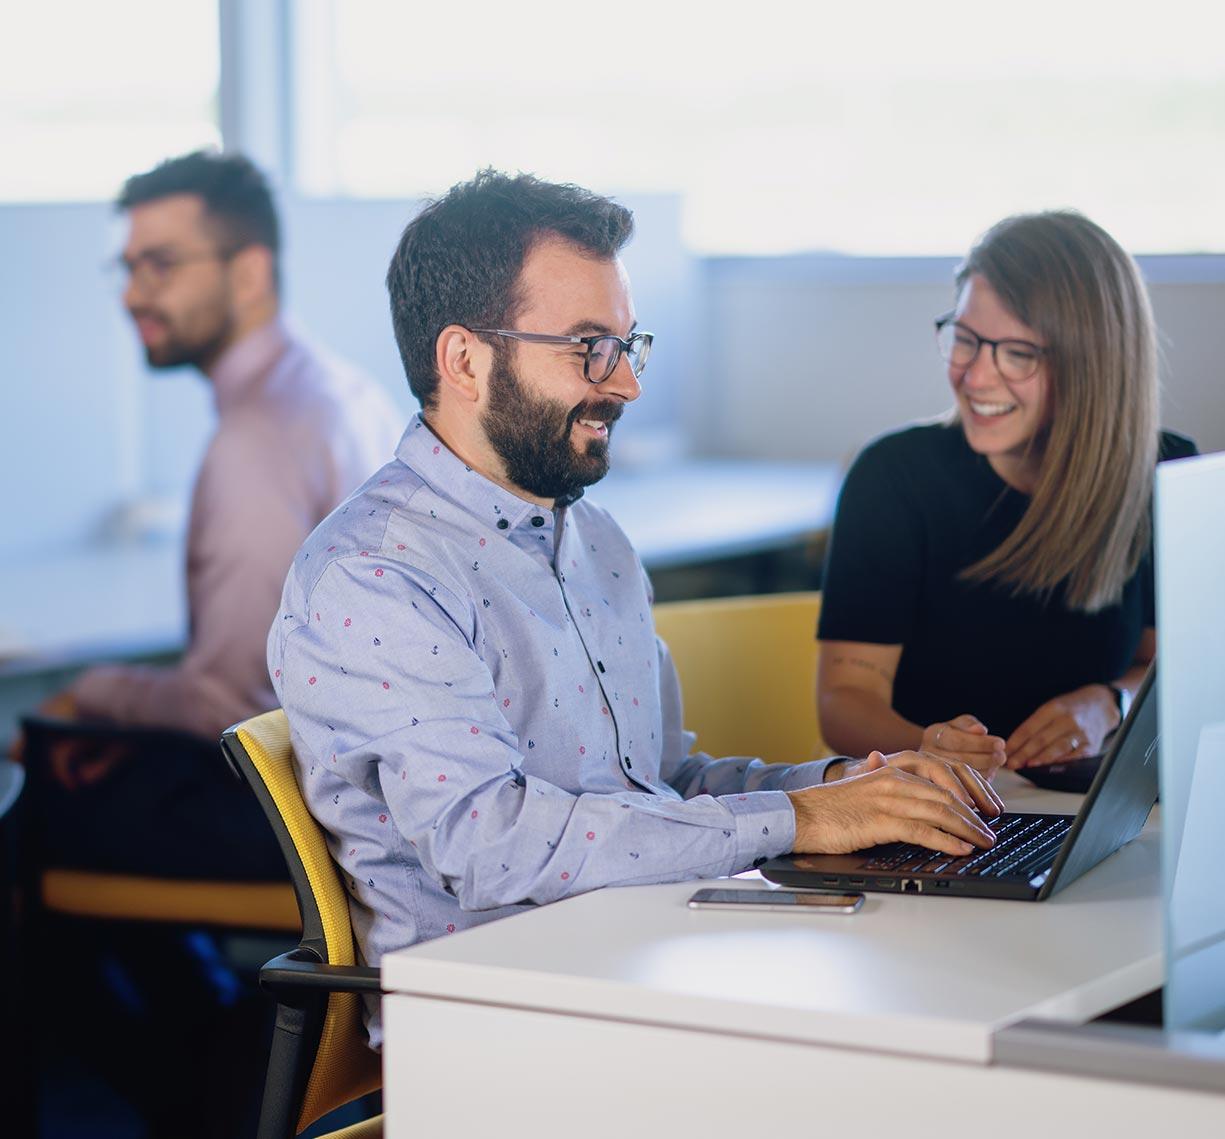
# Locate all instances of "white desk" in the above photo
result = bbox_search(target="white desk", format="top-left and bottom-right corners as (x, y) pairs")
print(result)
(591, 459), (840, 571)
(0, 543), (185, 676)
(0, 460), (838, 675)
(381, 775), (1225, 1137)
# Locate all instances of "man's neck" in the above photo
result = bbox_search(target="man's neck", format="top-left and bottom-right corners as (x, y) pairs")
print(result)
(422, 410), (555, 510)
(201, 302), (281, 379)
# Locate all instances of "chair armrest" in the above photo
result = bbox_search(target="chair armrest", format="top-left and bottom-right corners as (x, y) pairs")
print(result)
(260, 948), (383, 996)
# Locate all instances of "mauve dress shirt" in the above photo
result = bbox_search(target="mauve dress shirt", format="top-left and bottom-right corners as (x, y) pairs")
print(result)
(73, 318), (404, 741)
(269, 414), (836, 1048)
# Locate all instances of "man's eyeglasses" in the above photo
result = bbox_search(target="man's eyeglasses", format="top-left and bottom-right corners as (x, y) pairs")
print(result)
(934, 312), (1046, 383)
(471, 328), (654, 384)
(107, 248), (235, 293)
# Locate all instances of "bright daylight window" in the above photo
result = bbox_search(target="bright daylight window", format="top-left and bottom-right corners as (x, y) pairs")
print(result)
(293, 0), (1225, 256)
(0, 0), (219, 202)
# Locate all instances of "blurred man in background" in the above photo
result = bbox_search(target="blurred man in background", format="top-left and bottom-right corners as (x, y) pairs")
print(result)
(36, 149), (403, 877)
(21, 150), (402, 1138)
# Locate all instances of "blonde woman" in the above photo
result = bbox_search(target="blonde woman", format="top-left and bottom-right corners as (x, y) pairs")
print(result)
(817, 212), (1195, 776)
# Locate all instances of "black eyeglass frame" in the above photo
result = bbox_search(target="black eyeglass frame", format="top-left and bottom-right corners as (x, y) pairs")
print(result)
(934, 311), (1047, 382)
(470, 328), (653, 384)
(106, 247), (242, 292)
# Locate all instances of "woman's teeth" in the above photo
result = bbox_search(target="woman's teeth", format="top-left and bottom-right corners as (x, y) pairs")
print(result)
(969, 400), (1016, 417)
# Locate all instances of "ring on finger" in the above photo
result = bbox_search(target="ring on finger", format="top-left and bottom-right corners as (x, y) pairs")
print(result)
(934, 724), (945, 746)
(1068, 735), (1080, 751)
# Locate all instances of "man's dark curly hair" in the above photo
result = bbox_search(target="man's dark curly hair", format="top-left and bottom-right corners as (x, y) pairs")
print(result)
(386, 169), (634, 410)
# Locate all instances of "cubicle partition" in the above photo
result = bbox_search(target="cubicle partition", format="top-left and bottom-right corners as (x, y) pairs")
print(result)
(1156, 451), (1225, 1034)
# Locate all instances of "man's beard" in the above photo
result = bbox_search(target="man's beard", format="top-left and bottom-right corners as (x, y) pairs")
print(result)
(129, 305), (235, 371)
(481, 351), (622, 503)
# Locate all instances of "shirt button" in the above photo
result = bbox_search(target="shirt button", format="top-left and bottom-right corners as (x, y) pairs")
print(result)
(531, 515), (546, 527)
(497, 518), (509, 530)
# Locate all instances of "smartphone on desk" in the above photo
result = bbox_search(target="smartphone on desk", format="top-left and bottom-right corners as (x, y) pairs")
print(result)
(688, 887), (864, 913)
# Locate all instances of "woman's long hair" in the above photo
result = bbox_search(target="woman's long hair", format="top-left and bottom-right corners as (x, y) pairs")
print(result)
(956, 211), (1159, 613)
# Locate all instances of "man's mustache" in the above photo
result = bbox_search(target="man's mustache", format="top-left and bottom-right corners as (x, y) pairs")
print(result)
(566, 399), (624, 431)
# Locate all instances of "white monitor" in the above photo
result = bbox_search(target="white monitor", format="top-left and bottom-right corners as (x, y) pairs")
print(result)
(1156, 450), (1225, 1033)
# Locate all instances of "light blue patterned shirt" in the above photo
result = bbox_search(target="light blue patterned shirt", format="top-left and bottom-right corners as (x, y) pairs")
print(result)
(269, 414), (835, 1047)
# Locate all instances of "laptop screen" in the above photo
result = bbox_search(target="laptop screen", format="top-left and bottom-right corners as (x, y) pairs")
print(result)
(1156, 451), (1225, 1034)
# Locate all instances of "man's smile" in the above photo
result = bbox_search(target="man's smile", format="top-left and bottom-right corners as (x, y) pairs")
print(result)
(575, 418), (609, 438)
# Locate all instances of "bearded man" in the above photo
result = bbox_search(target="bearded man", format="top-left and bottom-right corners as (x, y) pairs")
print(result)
(269, 170), (999, 1049)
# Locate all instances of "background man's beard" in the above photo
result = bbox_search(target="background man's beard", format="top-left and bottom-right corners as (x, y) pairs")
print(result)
(132, 307), (235, 370)
(481, 355), (621, 501)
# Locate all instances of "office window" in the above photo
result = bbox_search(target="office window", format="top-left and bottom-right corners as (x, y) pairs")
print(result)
(293, 0), (1225, 255)
(0, 1), (220, 202)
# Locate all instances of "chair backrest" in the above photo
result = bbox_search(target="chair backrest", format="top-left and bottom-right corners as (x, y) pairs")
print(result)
(652, 591), (827, 765)
(223, 710), (380, 1134)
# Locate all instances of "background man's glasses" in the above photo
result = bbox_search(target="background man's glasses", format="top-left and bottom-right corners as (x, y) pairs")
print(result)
(107, 248), (235, 293)
(472, 328), (653, 384)
(934, 312), (1045, 383)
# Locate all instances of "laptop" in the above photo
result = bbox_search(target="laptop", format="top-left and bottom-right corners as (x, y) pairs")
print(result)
(761, 665), (1158, 901)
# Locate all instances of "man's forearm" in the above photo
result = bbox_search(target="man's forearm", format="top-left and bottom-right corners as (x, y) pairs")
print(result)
(70, 661), (246, 741)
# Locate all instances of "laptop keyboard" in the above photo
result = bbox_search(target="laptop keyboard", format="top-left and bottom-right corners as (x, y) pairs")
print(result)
(862, 813), (1074, 880)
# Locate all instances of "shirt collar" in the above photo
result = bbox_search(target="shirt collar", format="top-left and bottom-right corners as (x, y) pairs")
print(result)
(395, 414), (563, 540)
(206, 316), (289, 415)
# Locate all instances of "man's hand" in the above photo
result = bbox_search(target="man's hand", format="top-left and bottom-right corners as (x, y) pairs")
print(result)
(791, 750), (1001, 856)
(50, 738), (130, 791)
(920, 714), (1006, 775)
(1005, 685), (1118, 769)
(11, 692), (130, 790)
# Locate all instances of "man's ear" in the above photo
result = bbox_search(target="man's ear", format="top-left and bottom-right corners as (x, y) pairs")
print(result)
(228, 245), (275, 308)
(436, 325), (489, 404)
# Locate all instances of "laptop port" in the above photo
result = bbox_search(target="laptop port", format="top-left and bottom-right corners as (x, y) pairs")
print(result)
(933, 880), (950, 889)
(875, 878), (896, 888)
(901, 879), (921, 893)
(821, 877), (839, 886)
(848, 878), (866, 887)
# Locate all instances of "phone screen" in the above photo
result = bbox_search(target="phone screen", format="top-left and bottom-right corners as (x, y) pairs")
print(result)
(687, 887), (864, 913)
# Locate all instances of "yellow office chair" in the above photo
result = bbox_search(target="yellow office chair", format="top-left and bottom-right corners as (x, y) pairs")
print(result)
(18, 716), (298, 930)
(222, 709), (383, 1139)
(652, 591), (829, 765)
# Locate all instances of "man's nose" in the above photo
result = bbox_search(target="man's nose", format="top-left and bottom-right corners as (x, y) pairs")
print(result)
(602, 350), (642, 402)
(122, 269), (148, 309)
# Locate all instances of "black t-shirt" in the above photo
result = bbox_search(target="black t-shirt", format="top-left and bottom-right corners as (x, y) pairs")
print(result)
(817, 422), (1197, 739)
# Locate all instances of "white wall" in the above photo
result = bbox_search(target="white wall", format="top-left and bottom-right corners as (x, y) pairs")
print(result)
(1, 204), (151, 553)
(0, 193), (696, 564)
(0, 200), (1220, 569)
(700, 255), (1225, 465)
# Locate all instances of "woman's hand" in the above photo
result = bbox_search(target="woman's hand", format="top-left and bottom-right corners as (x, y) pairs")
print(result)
(920, 713), (1006, 775)
(1005, 685), (1119, 769)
